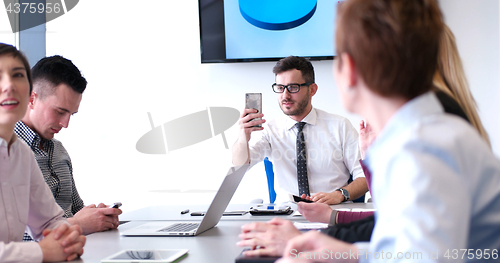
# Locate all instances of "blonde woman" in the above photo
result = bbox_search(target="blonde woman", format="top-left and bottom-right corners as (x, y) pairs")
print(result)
(434, 25), (491, 147)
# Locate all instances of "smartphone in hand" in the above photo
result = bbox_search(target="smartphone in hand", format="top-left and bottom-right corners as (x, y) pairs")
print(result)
(110, 202), (122, 209)
(292, 195), (314, 203)
(245, 93), (262, 127)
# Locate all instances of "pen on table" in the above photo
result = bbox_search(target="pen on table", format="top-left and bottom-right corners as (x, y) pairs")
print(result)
(180, 209), (190, 214)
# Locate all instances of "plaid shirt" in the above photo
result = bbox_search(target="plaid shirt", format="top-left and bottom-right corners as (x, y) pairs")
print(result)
(15, 121), (84, 241)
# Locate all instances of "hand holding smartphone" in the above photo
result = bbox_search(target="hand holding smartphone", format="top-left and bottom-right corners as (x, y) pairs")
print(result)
(110, 202), (122, 209)
(292, 195), (314, 203)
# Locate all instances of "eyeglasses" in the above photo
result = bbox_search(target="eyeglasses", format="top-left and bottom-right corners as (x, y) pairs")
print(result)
(272, 82), (313, 93)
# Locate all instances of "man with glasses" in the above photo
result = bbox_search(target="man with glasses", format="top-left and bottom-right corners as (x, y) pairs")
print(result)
(232, 56), (367, 205)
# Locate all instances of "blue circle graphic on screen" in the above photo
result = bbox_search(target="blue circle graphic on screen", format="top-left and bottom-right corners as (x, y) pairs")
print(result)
(239, 0), (317, 30)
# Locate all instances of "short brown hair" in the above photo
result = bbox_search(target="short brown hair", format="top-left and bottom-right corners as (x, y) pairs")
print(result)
(336, 0), (443, 99)
(273, 56), (315, 83)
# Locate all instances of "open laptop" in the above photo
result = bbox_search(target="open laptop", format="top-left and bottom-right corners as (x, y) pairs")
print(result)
(121, 164), (249, 237)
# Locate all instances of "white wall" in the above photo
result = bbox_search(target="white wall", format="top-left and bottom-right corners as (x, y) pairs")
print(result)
(439, 0), (500, 156)
(0, 1), (499, 213)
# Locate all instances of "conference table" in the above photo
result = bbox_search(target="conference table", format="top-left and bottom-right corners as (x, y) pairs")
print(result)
(78, 202), (374, 263)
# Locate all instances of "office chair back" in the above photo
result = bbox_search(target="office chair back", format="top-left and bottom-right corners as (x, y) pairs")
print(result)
(264, 157), (277, 203)
(264, 157), (365, 203)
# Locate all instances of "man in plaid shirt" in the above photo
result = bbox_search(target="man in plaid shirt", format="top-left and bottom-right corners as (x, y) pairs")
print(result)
(15, 55), (122, 238)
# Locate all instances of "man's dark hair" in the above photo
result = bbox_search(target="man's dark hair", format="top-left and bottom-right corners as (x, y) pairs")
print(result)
(273, 56), (315, 83)
(0, 43), (32, 93)
(31, 55), (87, 98)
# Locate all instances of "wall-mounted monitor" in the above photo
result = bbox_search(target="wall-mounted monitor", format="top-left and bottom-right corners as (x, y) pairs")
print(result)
(199, 0), (340, 63)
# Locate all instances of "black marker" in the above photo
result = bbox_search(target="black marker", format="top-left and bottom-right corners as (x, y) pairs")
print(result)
(180, 209), (190, 214)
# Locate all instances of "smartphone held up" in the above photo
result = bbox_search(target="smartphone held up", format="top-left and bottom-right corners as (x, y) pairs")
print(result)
(245, 93), (262, 127)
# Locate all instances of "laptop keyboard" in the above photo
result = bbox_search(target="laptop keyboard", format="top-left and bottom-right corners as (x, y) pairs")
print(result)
(158, 223), (199, 233)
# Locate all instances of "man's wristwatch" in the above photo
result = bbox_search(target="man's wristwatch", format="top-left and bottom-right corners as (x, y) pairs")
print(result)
(336, 188), (350, 202)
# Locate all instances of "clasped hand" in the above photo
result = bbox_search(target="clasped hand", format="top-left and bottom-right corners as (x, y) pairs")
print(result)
(39, 224), (86, 262)
(237, 217), (302, 257)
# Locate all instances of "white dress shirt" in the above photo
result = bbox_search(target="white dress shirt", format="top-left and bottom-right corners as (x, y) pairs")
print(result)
(249, 108), (363, 197)
(0, 136), (68, 263)
(356, 92), (500, 262)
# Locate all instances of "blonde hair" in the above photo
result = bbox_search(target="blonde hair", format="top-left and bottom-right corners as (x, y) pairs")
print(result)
(433, 25), (491, 148)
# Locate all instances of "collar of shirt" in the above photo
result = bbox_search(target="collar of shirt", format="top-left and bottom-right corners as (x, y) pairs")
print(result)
(365, 91), (443, 170)
(0, 133), (19, 151)
(284, 107), (318, 131)
(0, 135), (17, 148)
(14, 121), (51, 154)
